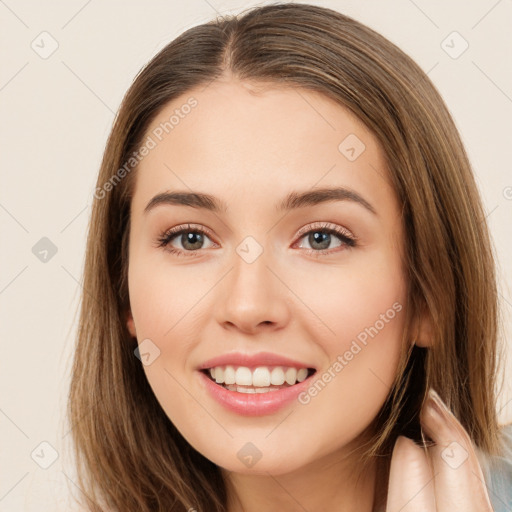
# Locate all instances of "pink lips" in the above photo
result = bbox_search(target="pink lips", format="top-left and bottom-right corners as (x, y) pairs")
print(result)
(198, 351), (315, 371)
(198, 371), (315, 416)
(196, 351), (316, 416)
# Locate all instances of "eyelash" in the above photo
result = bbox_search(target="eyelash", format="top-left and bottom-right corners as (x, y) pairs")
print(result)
(155, 222), (357, 258)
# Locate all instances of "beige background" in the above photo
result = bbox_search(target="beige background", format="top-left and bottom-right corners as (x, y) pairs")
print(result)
(1, 0), (511, 509)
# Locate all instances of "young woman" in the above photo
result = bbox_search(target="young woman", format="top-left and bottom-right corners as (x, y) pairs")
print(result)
(68, 3), (512, 511)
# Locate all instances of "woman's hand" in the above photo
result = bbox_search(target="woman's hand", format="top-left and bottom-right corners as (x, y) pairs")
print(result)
(386, 389), (494, 511)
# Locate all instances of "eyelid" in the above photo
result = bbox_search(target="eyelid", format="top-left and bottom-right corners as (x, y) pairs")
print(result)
(163, 223), (217, 241)
(294, 221), (356, 241)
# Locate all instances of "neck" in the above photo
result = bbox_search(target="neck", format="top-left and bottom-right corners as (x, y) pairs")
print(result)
(223, 445), (379, 512)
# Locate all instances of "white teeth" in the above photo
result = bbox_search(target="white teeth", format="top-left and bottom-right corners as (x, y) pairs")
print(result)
(223, 384), (284, 393)
(224, 365), (236, 385)
(214, 367), (224, 383)
(296, 368), (308, 382)
(237, 386), (256, 394)
(252, 367), (271, 387)
(235, 367), (253, 386)
(270, 367), (285, 385)
(205, 365), (312, 387)
(285, 367), (297, 385)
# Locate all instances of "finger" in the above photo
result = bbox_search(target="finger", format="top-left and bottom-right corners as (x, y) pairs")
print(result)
(420, 389), (493, 511)
(386, 435), (436, 511)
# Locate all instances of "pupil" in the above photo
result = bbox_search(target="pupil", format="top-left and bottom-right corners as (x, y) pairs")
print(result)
(309, 231), (330, 250)
(182, 232), (203, 250)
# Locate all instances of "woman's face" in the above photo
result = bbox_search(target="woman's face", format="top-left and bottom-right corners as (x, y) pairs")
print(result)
(126, 77), (408, 475)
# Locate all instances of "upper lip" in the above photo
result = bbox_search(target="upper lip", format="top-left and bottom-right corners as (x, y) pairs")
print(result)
(198, 351), (316, 370)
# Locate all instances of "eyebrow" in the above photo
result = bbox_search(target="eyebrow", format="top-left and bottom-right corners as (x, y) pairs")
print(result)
(144, 187), (377, 216)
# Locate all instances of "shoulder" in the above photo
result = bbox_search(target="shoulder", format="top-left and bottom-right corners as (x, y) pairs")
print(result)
(477, 423), (512, 512)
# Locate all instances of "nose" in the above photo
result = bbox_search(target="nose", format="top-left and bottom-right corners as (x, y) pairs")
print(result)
(216, 249), (291, 335)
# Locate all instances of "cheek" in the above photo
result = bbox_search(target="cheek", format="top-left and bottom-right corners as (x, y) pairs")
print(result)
(289, 255), (407, 414)
(127, 257), (215, 429)
(128, 255), (212, 343)
(289, 251), (406, 353)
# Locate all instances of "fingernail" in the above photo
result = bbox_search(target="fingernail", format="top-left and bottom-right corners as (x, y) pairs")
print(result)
(427, 388), (452, 418)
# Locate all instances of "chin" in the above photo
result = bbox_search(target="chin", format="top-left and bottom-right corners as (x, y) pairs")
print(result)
(198, 440), (316, 477)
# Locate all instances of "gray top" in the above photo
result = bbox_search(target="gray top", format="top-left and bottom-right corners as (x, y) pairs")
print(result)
(478, 423), (512, 512)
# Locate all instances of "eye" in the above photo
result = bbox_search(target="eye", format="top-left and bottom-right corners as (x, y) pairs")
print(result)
(155, 221), (357, 258)
(156, 223), (216, 257)
(294, 222), (357, 256)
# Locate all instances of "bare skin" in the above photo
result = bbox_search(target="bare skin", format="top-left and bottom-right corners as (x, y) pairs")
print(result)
(125, 76), (493, 511)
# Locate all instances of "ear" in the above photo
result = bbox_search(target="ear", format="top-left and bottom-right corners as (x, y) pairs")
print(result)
(126, 309), (137, 338)
(411, 305), (433, 348)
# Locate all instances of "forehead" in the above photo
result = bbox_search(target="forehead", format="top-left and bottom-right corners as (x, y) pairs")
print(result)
(131, 77), (396, 219)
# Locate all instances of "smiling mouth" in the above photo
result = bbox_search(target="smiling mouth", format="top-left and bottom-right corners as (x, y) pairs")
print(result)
(201, 365), (317, 394)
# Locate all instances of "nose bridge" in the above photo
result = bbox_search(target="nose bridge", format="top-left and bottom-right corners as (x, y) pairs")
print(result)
(217, 238), (290, 332)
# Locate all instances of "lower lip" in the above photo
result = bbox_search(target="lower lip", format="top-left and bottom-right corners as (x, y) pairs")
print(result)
(197, 371), (315, 416)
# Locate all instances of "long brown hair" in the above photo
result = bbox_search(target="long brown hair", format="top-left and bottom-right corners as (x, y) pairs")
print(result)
(67, 3), (506, 510)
